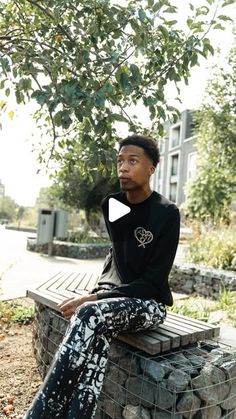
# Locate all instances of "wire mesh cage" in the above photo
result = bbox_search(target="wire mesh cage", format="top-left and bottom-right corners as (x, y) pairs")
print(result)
(33, 302), (236, 419)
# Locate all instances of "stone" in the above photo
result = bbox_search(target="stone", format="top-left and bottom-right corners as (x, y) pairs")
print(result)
(140, 358), (165, 382)
(123, 404), (151, 419)
(152, 410), (183, 419)
(106, 365), (127, 385)
(193, 405), (222, 419)
(220, 360), (236, 379)
(183, 353), (205, 369)
(155, 380), (175, 410)
(103, 380), (126, 405)
(119, 352), (140, 376)
(220, 377), (236, 410)
(125, 376), (155, 408)
(192, 364), (230, 404)
(101, 397), (123, 419)
(167, 370), (190, 392)
(176, 392), (201, 419)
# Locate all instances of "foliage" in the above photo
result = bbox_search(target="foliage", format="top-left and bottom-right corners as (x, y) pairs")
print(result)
(0, 196), (18, 221)
(53, 148), (120, 225)
(0, 0), (232, 167)
(35, 186), (63, 209)
(66, 230), (110, 244)
(0, 301), (35, 325)
(169, 297), (211, 322)
(187, 224), (236, 270)
(169, 291), (236, 327)
(183, 41), (236, 222)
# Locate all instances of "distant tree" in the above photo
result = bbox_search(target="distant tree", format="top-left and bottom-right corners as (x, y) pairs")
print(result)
(0, 196), (18, 221)
(35, 186), (63, 209)
(17, 205), (26, 229)
(183, 40), (236, 223)
(53, 148), (120, 227)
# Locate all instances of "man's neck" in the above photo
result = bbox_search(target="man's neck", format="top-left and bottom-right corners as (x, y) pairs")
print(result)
(125, 187), (153, 204)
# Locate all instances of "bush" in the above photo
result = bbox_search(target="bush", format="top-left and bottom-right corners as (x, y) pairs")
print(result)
(65, 230), (110, 244)
(0, 301), (35, 325)
(187, 224), (236, 270)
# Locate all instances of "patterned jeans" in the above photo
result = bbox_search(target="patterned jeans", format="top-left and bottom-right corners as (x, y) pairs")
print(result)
(24, 297), (166, 419)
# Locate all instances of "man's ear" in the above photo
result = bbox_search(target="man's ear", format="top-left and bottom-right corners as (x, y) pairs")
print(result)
(149, 166), (155, 175)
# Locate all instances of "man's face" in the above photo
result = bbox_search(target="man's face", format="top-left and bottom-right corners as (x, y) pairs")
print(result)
(117, 145), (155, 191)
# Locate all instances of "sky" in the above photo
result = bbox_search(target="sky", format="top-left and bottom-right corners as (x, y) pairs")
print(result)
(0, 1), (235, 207)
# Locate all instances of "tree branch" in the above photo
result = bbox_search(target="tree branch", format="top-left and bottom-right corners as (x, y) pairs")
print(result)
(25, 0), (75, 43)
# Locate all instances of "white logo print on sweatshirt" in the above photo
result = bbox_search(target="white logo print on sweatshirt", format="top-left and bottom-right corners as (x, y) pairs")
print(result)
(134, 227), (153, 248)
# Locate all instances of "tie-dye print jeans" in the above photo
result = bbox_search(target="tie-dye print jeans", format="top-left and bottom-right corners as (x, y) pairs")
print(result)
(24, 297), (166, 419)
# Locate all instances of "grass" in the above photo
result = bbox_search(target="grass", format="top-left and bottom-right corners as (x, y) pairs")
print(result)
(169, 289), (236, 328)
(0, 301), (35, 325)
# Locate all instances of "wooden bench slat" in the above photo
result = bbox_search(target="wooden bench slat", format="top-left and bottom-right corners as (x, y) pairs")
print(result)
(168, 312), (220, 335)
(27, 271), (221, 356)
(118, 332), (161, 355)
(154, 325), (181, 348)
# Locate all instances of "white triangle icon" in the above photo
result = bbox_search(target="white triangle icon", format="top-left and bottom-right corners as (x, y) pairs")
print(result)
(108, 198), (131, 222)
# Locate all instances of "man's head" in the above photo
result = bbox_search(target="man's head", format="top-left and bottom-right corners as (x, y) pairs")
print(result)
(117, 135), (160, 192)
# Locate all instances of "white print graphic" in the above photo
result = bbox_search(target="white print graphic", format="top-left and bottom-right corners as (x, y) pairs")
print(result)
(134, 227), (153, 248)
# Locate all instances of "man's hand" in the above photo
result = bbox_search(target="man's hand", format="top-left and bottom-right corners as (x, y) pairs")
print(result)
(58, 293), (97, 320)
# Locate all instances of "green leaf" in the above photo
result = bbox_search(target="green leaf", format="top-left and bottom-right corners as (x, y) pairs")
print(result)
(213, 23), (225, 30)
(222, 0), (236, 6)
(190, 53), (198, 67)
(138, 9), (147, 22)
(119, 72), (129, 90)
(54, 110), (72, 129)
(158, 25), (169, 39)
(153, 2), (162, 13)
(130, 64), (142, 86)
(5, 88), (10, 97)
(217, 14), (233, 22)
(111, 113), (129, 123)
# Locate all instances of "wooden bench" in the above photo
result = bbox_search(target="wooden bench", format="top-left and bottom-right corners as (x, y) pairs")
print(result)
(27, 271), (220, 356)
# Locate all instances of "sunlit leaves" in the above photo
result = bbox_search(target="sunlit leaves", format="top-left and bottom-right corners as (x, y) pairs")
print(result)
(0, 0), (233, 165)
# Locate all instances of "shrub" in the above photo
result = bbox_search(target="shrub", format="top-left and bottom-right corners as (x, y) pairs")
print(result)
(187, 225), (236, 271)
(65, 230), (110, 244)
(0, 301), (35, 325)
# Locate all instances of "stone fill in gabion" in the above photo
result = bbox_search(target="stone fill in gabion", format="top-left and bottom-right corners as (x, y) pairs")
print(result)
(33, 303), (236, 419)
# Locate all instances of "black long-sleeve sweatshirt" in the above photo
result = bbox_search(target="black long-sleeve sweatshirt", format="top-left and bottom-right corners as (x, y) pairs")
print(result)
(91, 190), (180, 306)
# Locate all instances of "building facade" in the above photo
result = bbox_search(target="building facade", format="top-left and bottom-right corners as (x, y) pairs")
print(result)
(0, 179), (5, 200)
(152, 109), (197, 207)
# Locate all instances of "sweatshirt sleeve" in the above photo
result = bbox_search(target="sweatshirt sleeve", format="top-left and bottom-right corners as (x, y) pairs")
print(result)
(96, 207), (180, 305)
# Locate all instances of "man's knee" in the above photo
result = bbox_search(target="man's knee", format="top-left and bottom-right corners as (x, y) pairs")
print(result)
(75, 301), (106, 332)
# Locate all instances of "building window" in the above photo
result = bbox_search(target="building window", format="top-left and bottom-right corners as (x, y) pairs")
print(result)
(158, 138), (165, 154)
(170, 123), (181, 149)
(168, 152), (179, 203)
(187, 152), (197, 180)
(171, 154), (178, 176)
(169, 183), (177, 202)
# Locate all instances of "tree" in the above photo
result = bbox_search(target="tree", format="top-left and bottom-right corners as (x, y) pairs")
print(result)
(0, 0), (233, 169)
(53, 151), (120, 227)
(0, 196), (18, 221)
(183, 40), (236, 223)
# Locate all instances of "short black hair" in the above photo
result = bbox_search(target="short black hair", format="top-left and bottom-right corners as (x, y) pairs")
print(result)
(118, 135), (160, 167)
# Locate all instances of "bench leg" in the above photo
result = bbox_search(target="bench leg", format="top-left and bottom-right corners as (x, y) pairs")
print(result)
(24, 297), (166, 419)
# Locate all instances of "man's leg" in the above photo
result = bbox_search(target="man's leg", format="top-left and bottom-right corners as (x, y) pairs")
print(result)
(24, 297), (166, 419)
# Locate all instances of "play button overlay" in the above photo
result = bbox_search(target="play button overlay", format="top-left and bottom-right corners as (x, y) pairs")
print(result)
(108, 198), (131, 222)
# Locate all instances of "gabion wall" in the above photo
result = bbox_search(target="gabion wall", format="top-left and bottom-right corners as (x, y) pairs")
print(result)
(170, 264), (236, 298)
(27, 237), (110, 259)
(33, 303), (236, 419)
